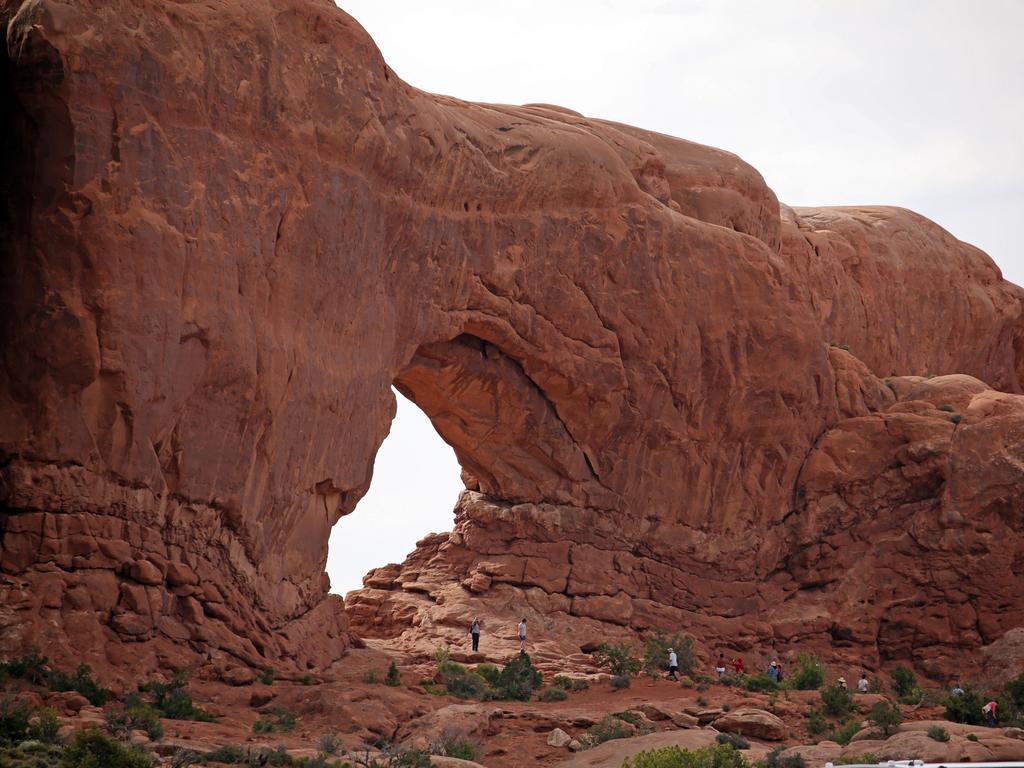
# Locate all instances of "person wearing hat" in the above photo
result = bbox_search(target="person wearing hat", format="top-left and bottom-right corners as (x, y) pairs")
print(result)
(837, 676), (848, 689)
(768, 660), (780, 682)
(667, 647), (679, 681)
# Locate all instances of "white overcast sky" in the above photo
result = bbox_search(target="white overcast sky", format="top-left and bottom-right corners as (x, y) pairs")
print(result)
(327, 0), (1024, 596)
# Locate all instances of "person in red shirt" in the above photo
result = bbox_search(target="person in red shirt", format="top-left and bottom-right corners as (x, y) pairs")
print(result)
(732, 657), (745, 675)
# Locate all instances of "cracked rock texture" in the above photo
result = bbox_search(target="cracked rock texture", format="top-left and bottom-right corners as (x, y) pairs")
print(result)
(1, 0), (1022, 679)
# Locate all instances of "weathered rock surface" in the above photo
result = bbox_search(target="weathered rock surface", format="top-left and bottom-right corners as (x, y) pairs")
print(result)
(711, 708), (786, 741)
(1, 0), (1023, 680)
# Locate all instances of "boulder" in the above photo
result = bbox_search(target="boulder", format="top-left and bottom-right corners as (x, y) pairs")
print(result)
(712, 708), (786, 741)
(548, 728), (572, 748)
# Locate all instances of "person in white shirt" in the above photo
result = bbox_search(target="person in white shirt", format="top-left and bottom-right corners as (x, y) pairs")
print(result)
(857, 672), (869, 693)
(667, 648), (679, 681)
(518, 618), (527, 651)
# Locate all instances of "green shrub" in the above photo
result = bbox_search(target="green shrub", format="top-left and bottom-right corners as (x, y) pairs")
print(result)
(1005, 672), (1024, 712)
(807, 707), (827, 735)
(141, 673), (214, 722)
(927, 725), (949, 742)
(585, 716), (632, 747)
(0, 699), (31, 745)
(271, 707), (296, 732)
(0, 652), (49, 684)
(622, 743), (749, 768)
(386, 662), (401, 688)
(834, 754), (879, 766)
(539, 687), (568, 702)
(696, 682), (710, 692)
(439, 663), (487, 700)
(475, 664), (501, 686)
(268, 745), (290, 766)
(594, 643), (641, 681)
(967, 733), (978, 742)
(831, 719), (861, 746)
(361, 670), (379, 685)
(680, 676), (694, 688)
(61, 727), (155, 768)
(868, 676), (885, 694)
(301, 675), (313, 686)
(744, 674), (779, 693)
(715, 732), (749, 749)
(944, 686), (984, 725)
(788, 653), (824, 691)
(46, 664), (110, 706)
(821, 683), (855, 718)
(492, 652), (542, 701)
(696, 696), (709, 706)
(891, 666), (917, 699)
(433, 647), (451, 665)
(722, 703), (732, 712)
(205, 744), (246, 763)
(552, 675), (574, 690)
(434, 731), (477, 761)
(610, 675), (631, 690)
(258, 667), (274, 686)
(106, 705), (163, 741)
(27, 706), (61, 744)
(763, 746), (805, 768)
(253, 719), (275, 734)
(642, 630), (696, 677)
(938, 404), (955, 412)
(867, 700), (902, 736)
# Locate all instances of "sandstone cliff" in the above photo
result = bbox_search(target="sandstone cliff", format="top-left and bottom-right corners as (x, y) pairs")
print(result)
(1, 0), (1021, 680)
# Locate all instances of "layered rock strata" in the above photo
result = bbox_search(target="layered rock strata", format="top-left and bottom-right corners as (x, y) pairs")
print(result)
(1, 0), (1021, 678)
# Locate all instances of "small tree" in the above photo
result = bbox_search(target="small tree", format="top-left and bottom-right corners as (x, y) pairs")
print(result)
(493, 651), (543, 701)
(789, 653), (824, 690)
(891, 666), (918, 700)
(868, 700), (902, 736)
(595, 643), (642, 686)
(944, 686), (985, 725)
(386, 661), (401, 687)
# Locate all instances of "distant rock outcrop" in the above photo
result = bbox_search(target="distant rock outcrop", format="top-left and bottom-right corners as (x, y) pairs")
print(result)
(1, 0), (1022, 679)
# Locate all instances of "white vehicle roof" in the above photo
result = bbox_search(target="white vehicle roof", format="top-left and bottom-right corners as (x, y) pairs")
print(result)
(825, 762), (1024, 768)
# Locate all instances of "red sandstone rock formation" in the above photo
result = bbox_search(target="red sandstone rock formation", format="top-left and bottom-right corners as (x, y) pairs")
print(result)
(1, 0), (1022, 679)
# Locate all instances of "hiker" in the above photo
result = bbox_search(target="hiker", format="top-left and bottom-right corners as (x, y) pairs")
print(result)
(667, 647), (679, 681)
(983, 699), (997, 726)
(776, 661), (784, 684)
(767, 660), (780, 682)
(858, 672), (869, 693)
(470, 617), (481, 652)
(837, 676), (848, 690)
(732, 656), (745, 675)
(951, 681), (965, 697)
(518, 617), (528, 651)
(715, 654), (726, 677)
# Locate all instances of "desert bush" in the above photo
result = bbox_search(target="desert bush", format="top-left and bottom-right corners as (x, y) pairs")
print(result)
(551, 675), (574, 690)
(439, 663), (487, 700)
(762, 746), (805, 768)
(319, 732), (341, 755)
(680, 676), (695, 688)
(431, 728), (477, 761)
(891, 666), (921, 703)
(361, 670), (379, 685)
(821, 683), (855, 718)
(927, 725), (950, 742)
(253, 718), (275, 734)
(623, 743), (749, 768)
(967, 733), (978, 742)
(268, 745), (291, 766)
(539, 687), (568, 702)
(301, 675), (313, 686)
(744, 674), (779, 693)
(46, 664), (109, 706)
(944, 686), (984, 725)
(610, 675), (631, 690)
(433, 647), (450, 665)
(0, 698), (31, 745)
(835, 754), (879, 766)
(252, 707), (296, 734)
(696, 696), (709, 706)
(938, 404), (954, 412)
(722, 703), (732, 712)
(475, 664), (500, 686)
(868, 675), (885, 694)
(385, 662), (401, 688)
(594, 643), (641, 683)
(62, 726), (155, 768)
(27, 706), (61, 745)
(868, 700), (902, 736)
(643, 630), (696, 678)
(205, 744), (247, 763)
(584, 716), (632, 747)
(787, 653), (824, 691)
(0, 652), (49, 684)
(258, 667), (274, 686)
(141, 673), (214, 722)
(106, 704), (164, 741)
(806, 707), (827, 735)
(831, 720), (862, 746)
(715, 732), (750, 750)
(491, 652), (542, 701)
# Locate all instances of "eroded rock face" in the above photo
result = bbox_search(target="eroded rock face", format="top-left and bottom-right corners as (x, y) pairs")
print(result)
(1, 0), (1022, 677)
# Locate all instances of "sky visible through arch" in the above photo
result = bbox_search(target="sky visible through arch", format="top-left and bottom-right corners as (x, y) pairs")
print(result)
(326, 0), (1024, 596)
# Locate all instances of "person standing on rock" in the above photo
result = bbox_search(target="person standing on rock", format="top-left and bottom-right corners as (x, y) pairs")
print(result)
(667, 648), (679, 681)
(837, 676), (848, 690)
(470, 617), (481, 652)
(518, 618), (528, 651)
(732, 656), (745, 675)
(858, 672), (869, 693)
(715, 654), (726, 677)
(768, 660), (780, 682)
(983, 699), (998, 726)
